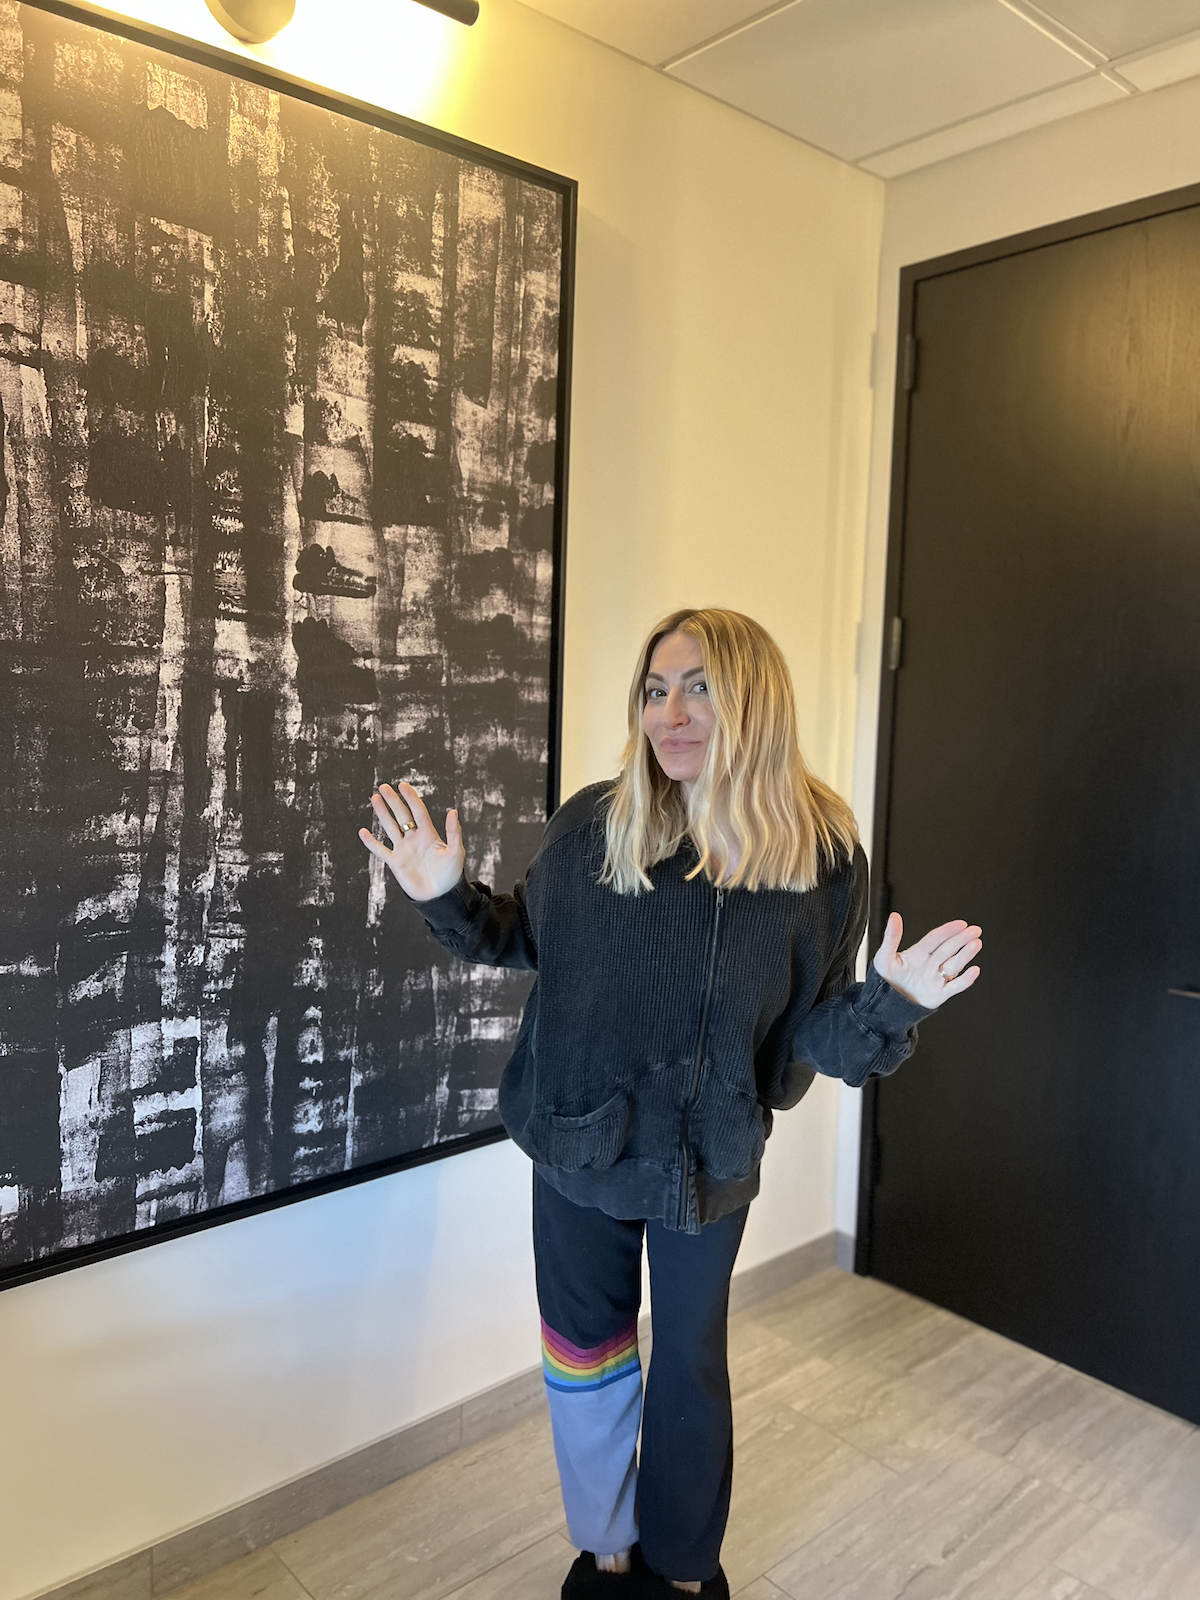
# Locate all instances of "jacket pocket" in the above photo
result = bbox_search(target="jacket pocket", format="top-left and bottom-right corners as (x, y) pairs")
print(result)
(536, 1090), (631, 1172)
(694, 1075), (766, 1181)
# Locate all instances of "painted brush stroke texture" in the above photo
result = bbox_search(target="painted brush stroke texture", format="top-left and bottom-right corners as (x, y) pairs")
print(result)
(0, 2), (562, 1272)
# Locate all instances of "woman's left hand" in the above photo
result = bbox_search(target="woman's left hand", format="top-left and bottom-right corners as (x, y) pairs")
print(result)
(873, 913), (982, 1009)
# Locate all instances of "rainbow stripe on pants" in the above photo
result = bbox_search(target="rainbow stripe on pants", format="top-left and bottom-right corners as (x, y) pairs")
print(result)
(541, 1319), (641, 1392)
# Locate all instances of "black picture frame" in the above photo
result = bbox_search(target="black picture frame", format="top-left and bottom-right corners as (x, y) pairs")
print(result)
(0, 0), (576, 1291)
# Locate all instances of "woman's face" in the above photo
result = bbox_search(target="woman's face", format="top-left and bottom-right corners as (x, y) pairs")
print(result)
(642, 631), (716, 784)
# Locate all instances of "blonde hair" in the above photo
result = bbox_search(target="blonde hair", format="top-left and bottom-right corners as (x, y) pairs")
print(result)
(601, 608), (858, 894)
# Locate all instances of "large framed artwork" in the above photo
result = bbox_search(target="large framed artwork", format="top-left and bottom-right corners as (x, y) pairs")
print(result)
(0, 0), (574, 1288)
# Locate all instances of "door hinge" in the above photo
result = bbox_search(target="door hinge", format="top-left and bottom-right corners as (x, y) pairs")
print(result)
(888, 615), (903, 671)
(902, 333), (919, 391)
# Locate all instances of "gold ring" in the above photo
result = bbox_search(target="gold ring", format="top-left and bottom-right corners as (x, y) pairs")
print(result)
(399, 820), (416, 835)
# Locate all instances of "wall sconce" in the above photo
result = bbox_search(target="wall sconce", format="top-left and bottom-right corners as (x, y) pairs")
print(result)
(205, 0), (478, 43)
(412, 0), (479, 20)
(205, 0), (295, 42)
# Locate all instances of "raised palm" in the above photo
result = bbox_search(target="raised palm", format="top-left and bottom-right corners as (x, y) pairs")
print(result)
(874, 912), (982, 1009)
(359, 783), (466, 902)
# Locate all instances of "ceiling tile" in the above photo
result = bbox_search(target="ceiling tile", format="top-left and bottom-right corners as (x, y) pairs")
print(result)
(861, 72), (1127, 176)
(667, 0), (1095, 162)
(1030, 1), (1200, 59)
(515, 0), (775, 67)
(1117, 31), (1200, 88)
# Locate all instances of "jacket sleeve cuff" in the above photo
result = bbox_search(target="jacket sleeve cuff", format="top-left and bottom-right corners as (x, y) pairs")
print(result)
(854, 964), (934, 1036)
(411, 875), (480, 932)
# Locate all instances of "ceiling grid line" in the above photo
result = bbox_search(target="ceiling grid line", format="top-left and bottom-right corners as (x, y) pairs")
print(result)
(518, 1), (1200, 176)
(996, 0), (1107, 64)
(859, 69), (1125, 163)
(656, 0), (808, 72)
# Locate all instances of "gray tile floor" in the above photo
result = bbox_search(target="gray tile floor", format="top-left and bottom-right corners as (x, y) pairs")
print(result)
(165, 1269), (1200, 1600)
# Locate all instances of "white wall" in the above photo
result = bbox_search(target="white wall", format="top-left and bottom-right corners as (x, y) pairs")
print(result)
(833, 74), (1200, 1237)
(2, 4), (883, 1596)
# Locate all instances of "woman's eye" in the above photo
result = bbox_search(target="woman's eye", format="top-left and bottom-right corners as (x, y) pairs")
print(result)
(691, 681), (708, 694)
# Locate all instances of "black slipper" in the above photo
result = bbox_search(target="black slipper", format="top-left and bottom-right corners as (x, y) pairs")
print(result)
(634, 1553), (730, 1599)
(561, 1550), (639, 1598)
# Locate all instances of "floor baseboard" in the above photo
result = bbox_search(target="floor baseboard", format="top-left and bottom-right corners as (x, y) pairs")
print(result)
(35, 1231), (851, 1600)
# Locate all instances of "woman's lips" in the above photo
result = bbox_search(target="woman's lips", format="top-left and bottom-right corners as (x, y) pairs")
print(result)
(658, 738), (699, 753)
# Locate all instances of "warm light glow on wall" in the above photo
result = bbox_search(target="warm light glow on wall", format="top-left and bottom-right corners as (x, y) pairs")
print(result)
(95, 1), (463, 125)
(254, 0), (461, 120)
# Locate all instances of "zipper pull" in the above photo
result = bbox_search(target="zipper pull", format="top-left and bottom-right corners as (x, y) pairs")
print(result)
(716, 886), (725, 906)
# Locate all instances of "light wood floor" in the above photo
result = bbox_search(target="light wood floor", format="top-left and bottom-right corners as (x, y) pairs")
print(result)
(168, 1269), (1200, 1600)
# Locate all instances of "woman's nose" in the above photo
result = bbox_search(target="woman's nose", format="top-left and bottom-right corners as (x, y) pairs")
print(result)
(664, 689), (688, 725)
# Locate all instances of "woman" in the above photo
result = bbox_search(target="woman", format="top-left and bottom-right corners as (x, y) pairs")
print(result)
(359, 608), (981, 1599)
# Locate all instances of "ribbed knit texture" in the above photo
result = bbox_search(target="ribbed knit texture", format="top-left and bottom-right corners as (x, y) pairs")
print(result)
(417, 782), (929, 1232)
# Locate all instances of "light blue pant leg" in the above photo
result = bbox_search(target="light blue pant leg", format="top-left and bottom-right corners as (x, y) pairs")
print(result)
(542, 1320), (643, 1555)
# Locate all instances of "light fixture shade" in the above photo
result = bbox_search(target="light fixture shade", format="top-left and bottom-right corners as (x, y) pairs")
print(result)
(205, 0), (296, 43)
(412, 0), (479, 23)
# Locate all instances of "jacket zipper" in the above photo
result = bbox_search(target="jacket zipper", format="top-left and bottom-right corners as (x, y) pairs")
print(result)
(679, 884), (726, 1229)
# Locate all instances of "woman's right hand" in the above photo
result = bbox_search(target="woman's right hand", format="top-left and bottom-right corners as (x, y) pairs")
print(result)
(359, 782), (467, 902)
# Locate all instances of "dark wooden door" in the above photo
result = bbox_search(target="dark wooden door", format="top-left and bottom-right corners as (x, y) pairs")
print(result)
(863, 192), (1200, 1424)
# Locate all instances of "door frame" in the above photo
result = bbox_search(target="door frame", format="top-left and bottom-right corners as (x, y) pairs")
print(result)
(854, 180), (1200, 1276)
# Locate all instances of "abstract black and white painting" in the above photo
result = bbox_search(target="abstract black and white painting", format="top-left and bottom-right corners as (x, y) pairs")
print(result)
(0, 0), (572, 1286)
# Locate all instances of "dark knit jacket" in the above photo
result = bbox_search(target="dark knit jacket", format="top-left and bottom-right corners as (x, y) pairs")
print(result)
(416, 781), (930, 1232)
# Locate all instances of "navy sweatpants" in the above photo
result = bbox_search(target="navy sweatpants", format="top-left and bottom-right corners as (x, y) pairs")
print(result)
(533, 1173), (749, 1584)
